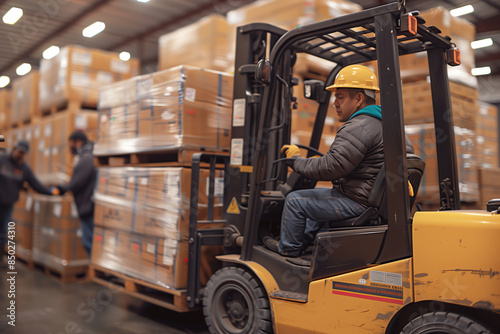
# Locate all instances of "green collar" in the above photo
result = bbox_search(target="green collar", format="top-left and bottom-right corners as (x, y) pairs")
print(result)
(348, 105), (382, 121)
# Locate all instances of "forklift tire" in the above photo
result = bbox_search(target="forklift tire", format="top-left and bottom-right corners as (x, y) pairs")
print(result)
(203, 266), (273, 334)
(400, 312), (492, 334)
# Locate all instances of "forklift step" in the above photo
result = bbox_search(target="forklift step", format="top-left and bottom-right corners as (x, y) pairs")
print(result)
(270, 290), (308, 303)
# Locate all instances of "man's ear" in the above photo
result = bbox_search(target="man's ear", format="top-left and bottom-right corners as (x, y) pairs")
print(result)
(356, 92), (364, 106)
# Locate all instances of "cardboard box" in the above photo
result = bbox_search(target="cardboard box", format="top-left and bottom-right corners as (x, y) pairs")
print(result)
(159, 14), (230, 72)
(406, 123), (478, 204)
(478, 168), (500, 206)
(39, 45), (140, 111)
(0, 89), (11, 131)
(96, 66), (233, 155)
(11, 71), (40, 126)
(12, 191), (35, 259)
(476, 103), (498, 169)
(32, 195), (88, 270)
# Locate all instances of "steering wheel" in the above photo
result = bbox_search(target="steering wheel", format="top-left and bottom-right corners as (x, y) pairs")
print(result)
(294, 144), (324, 157)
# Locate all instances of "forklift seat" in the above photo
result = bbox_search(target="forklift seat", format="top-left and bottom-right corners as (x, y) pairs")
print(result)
(329, 154), (425, 228)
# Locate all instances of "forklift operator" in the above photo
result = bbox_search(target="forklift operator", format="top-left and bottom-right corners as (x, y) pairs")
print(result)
(264, 65), (414, 257)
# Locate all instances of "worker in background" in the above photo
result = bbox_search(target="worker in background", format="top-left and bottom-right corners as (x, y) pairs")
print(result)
(0, 140), (57, 265)
(264, 65), (414, 257)
(56, 131), (97, 258)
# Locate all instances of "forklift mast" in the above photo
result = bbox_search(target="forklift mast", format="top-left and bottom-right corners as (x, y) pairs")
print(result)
(226, 1), (462, 262)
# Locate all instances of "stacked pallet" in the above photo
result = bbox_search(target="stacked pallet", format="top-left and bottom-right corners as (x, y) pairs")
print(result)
(90, 65), (231, 305)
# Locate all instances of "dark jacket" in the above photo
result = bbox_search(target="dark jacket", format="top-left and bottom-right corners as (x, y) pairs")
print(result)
(0, 153), (52, 207)
(293, 105), (414, 207)
(59, 142), (97, 219)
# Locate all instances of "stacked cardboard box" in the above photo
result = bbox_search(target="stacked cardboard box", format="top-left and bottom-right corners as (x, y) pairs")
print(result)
(33, 109), (98, 184)
(95, 65), (233, 155)
(32, 194), (88, 272)
(476, 103), (498, 169)
(0, 89), (11, 131)
(399, 7), (476, 86)
(12, 191), (35, 261)
(39, 45), (140, 112)
(159, 14), (230, 73)
(406, 124), (478, 203)
(10, 71), (40, 127)
(91, 167), (224, 289)
(478, 168), (500, 206)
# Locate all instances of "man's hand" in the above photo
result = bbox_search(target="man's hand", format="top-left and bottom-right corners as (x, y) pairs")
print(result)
(281, 145), (300, 158)
(50, 186), (61, 196)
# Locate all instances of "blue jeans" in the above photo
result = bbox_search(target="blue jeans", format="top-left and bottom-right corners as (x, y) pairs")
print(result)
(0, 205), (14, 253)
(279, 188), (365, 257)
(80, 215), (94, 258)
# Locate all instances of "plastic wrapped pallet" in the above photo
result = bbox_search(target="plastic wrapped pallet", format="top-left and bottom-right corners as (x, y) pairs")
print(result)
(95, 65), (233, 155)
(34, 110), (98, 184)
(0, 89), (11, 131)
(12, 191), (35, 261)
(476, 103), (499, 169)
(406, 124), (478, 204)
(32, 194), (89, 272)
(91, 166), (224, 289)
(159, 14), (230, 73)
(402, 80), (479, 129)
(11, 71), (39, 127)
(399, 7), (476, 86)
(39, 45), (140, 112)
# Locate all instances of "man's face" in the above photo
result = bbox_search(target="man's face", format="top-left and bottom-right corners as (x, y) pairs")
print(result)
(333, 88), (362, 122)
(69, 140), (79, 155)
(11, 148), (25, 164)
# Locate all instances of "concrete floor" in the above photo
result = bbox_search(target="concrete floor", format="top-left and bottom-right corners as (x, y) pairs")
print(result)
(0, 261), (210, 334)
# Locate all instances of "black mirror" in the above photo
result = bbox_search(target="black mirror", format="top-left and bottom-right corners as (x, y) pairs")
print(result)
(255, 59), (272, 85)
(303, 80), (328, 103)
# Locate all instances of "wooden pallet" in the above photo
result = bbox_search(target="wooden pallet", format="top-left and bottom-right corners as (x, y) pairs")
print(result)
(16, 248), (34, 269)
(32, 262), (88, 283)
(41, 99), (97, 116)
(94, 147), (229, 168)
(89, 265), (189, 312)
(10, 119), (31, 129)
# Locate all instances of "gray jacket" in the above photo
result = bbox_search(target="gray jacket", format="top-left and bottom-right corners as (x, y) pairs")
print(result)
(293, 113), (414, 207)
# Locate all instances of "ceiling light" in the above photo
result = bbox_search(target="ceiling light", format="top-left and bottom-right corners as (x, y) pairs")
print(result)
(471, 66), (491, 76)
(82, 21), (105, 38)
(471, 38), (493, 50)
(119, 51), (131, 61)
(43, 45), (60, 60)
(16, 63), (31, 76)
(450, 5), (474, 17)
(137, 0), (151, 2)
(3, 7), (23, 25)
(0, 76), (10, 88)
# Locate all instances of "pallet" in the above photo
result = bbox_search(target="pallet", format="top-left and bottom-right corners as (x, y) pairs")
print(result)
(41, 99), (97, 116)
(10, 119), (31, 129)
(16, 248), (34, 269)
(94, 147), (229, 168)
(89, 265), (189, 312)
(32, 262), (88, 283)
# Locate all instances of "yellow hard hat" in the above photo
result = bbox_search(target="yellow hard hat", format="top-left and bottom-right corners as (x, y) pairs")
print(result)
(326, 65), (380, 93)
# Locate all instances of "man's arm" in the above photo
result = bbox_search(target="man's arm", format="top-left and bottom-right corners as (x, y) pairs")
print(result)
(24, 166), (53, 195)
(60, 155), (94, 194)
(292, 125), (370, 181)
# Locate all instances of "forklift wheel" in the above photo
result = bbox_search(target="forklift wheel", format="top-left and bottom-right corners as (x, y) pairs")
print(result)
(203, 266), (273, 334)
(400, 312), (492, 334)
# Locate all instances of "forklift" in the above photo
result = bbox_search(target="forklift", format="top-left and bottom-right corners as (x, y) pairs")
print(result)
(186, 1), (500, 333)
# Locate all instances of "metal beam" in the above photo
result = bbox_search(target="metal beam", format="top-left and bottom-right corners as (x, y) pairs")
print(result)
(483, 0), (500, 12)
(108, 0), (256, 51)
(476, 14), (500, 34)
(0, 0), (114, 75)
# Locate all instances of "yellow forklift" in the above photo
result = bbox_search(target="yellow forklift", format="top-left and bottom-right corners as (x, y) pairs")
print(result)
(186, 1), (500, 333)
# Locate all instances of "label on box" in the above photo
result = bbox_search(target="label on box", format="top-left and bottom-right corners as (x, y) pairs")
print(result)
(71, 72), (90, 87)
(76, 229), (82, 238)
(161, 111), (175, 120)
(44, 148), (50, 157)
(185, 87), (196, 102)
(230, 138), (244, 166)
(111, 59), (130, 74)
(34, 201), (40, 214)
(147, 243), (155, 254)
(72, 51), (92, 66)
(232, 99), (245, 127)
(162, 240), (175, 266)
(38, 139), (45, 151)
(227, 11), (245, 24)
(52, 147), (58, 156)
(97, 71), (114, 84)
(41, 227), (55, 237)
(25, 129), (32, 141)
(71, 203), (78, 218)
(137, 77), (153, 100)
(75, 115), (88, 130)
(325, 116), (335, 126)
(53, 203), (62, 218)
(206, 177), (224, 197)
(44, 124), (52, 137)
(25, 195), (33, 211)
(34, 125), (40, 139)
(128, 176), (135, 184)
(140, 177), (148, 186)
(166, 172), (180, 196)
